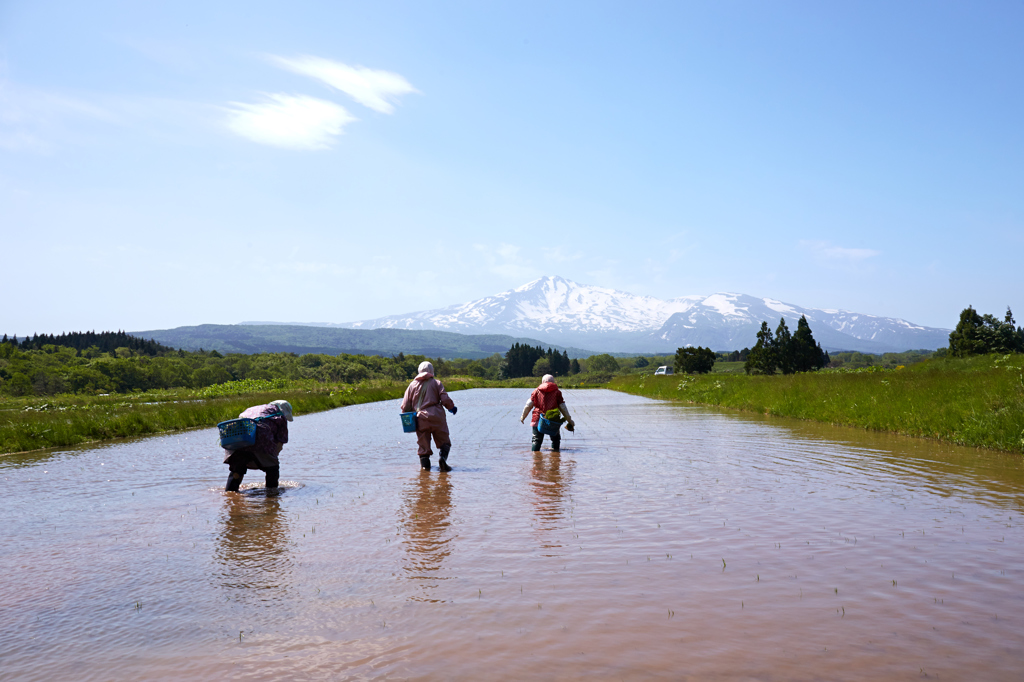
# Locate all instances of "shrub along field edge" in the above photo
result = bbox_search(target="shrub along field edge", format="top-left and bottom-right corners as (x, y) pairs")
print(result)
(608, 354), (1024, 454)
(0, 375), (610, 455)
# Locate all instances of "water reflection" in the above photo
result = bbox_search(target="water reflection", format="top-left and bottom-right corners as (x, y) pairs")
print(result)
(530, 451), (574, 554)
(728, 411), (1024, 511)
(213, 492), (292, 604)
(8, 390), (1024, 680)
(400, 471), (454, 602)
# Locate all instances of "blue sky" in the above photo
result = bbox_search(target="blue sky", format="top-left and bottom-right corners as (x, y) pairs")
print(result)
(2, 1), (1022, 334)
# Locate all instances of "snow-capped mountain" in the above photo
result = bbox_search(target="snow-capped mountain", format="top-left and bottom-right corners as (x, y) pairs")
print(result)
(345, 276), (698, 336)
(648, 293), (948, 353)
(334, 276), (950, 353)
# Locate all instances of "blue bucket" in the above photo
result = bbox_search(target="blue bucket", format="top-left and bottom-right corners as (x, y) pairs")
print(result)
(218, 418), (258, 450)
(537, 415), (561, 436)
(400, 412), (418, 433)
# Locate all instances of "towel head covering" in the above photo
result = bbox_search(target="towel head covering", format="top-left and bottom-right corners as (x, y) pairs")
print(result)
(270, 400), (293, 422)
(418, 361), (435, 377)
(541, 374), (555, 384)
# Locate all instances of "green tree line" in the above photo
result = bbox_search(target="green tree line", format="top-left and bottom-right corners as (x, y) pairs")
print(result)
(744, 316), (828, 375)
(500, 343), (573, 378)
(948, 306), (1024, 356)
(3, 331), (170, 356)
(674, 346), (716, 374)
(0, 333), (510, 397)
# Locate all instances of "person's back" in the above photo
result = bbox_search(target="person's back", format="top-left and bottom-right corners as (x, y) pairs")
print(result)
(520, 374), (575, 452)
(401, 361), (457, 471)
(223, 399), (293, 492)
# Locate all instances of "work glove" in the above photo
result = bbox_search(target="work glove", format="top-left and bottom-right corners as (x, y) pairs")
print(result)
(566, 420), (575, 432)
(448, 406), (458, 415)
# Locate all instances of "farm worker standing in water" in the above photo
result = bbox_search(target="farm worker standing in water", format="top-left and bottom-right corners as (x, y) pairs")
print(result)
(223, 400), (292, 492)
(521, 374), (576, 452)
(401, 361), (458, 472)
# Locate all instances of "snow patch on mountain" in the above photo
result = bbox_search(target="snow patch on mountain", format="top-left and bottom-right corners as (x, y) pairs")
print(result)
(334, 276), (950, 353)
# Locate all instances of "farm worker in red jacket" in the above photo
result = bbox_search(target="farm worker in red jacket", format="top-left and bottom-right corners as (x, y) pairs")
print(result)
(224, 399), (292, 492)
(520, 374), (575, 452)
(401, 361), (458, 472)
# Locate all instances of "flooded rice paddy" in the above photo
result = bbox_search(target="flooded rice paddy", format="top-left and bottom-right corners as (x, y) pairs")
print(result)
(2, 388), (1024, 680)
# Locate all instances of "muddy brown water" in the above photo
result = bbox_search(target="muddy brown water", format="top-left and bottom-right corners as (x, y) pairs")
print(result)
(2, 388), (1024, 680)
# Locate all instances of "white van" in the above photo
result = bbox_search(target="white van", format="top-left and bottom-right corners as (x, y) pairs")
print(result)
(653, 366), (673, 376)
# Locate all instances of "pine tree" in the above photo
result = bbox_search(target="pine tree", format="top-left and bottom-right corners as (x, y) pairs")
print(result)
(773, 318), (794, 374)
(791, 315), (826, 372)
(744, 322), (776, 375)
(948, 306), (987, 357)
(570, 358), (581, 374)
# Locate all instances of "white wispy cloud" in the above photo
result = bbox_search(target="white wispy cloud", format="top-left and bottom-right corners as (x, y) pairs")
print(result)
(0, 84), (116, 152)
(269, 55), (417, 114)
(225, 94), (356, 150)
(472, 242), (540, 281)
(800, 240), (880, 262)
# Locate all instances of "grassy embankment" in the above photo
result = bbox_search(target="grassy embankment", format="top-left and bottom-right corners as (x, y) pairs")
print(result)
(609, 354), (1024, 453)
(0, 374), (608, 455)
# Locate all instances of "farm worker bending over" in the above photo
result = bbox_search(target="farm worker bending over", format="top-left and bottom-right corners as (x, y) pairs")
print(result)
(520, 374), (576, 452)
(224, 400), (292, 492)
(401, 361), (458, 472)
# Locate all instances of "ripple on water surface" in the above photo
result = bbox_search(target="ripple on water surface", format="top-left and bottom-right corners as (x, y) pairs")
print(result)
(2, 388), (1024, 680)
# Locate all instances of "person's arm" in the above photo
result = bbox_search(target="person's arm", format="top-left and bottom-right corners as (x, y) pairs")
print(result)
(438, 381), (456, 412)
(400, 382), (415, 412)
(520, 399), (534, 423)
(559, 402), (574, 426)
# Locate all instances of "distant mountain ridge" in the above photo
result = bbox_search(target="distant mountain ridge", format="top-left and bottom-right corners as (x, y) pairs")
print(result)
(314, 276), (950, 353)
(131, 324), (596, 359)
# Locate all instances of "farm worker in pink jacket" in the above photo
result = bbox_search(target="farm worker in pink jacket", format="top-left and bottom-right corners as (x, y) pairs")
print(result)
(401, 361), (458, 471)
(520, 374), (575, 452)
(223, 399), (292, 492)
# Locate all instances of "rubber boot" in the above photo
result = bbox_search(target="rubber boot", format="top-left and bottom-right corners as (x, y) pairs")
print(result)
(438, 444), (452, 472)
(531, 426), (543, 452)
(420, 456), (431, 471)
(225, 471), (244, 492)
(264, 466), (280, 489)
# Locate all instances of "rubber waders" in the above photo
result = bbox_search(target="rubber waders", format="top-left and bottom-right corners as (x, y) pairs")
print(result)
(225, 471), (244, 492)
(438, 444), (452, 472)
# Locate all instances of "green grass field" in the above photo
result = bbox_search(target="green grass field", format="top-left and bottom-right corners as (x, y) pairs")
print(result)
(712, 361), (747, 374)
(610, 354), (1024, 453)
(0, 374), (610, 455)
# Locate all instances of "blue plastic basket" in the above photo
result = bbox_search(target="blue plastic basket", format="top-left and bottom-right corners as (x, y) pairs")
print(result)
(537, 415), (561, 436)
(218, 418), (258, 450)
(400, 412), (418, 433)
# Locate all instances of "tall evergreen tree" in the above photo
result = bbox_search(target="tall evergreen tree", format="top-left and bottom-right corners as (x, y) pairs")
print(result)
(791, 315), (827, 372)
(744, 322), (776, 375)
(948, 306), (985, 357)
(773, 318), (794, 374)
